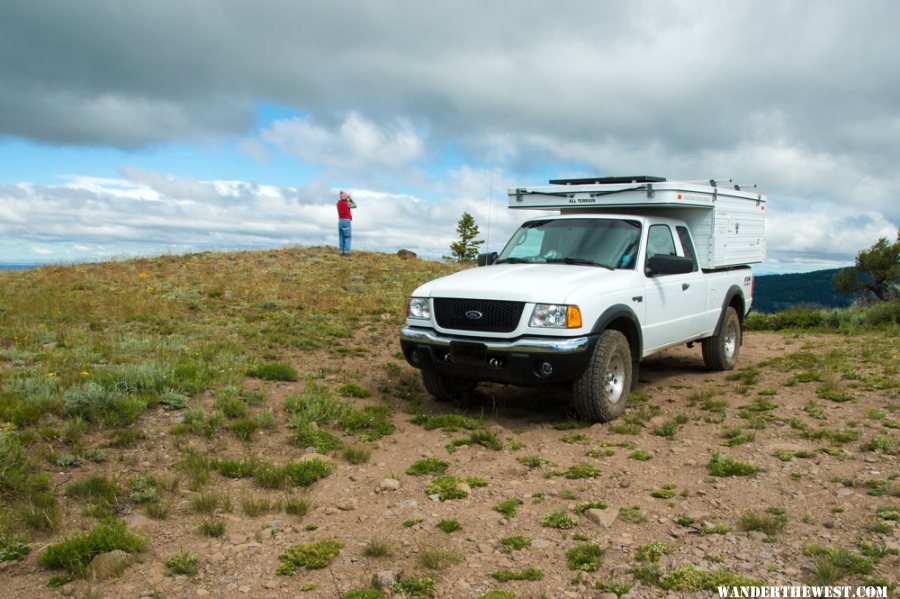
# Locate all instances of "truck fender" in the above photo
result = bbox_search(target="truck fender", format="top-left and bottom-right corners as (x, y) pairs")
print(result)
(712, 285), (745, 338)
(590, 304), (643, 368)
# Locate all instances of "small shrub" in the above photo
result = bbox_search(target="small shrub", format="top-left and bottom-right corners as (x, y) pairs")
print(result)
(574, 501), (607, 514)
(38, 520), (147, 576)
(493, 498), (524, 518)
(559, 463), (601, 479)
(516, 454), (547, 469)
(284, 458), (336, 487)
(192, 491), (226, 514)
(449, 429), (503, 451)
(500, 536), (531, 552)
(436, 519), (461, 533)
(241, 495), (275, 517)
(129, 477), (160, 504)
(214, 457), (257, 479)
(708, 452), (759, 477)
(0, 534), (30, 562)
(636, 541), (672, 563)
(566, 543), (604, 572)
(406, 458), (449, 477)
(650, 483), (677, 499)
(653, 415), (688, 440)
(342, 445), (371, 464)
(629, 450), (652, 461)
(418, 546), (463, 570)
(492, 567), (544, 581)
(229, 418), (259, 441)
(363, 538), (393, 557)
(739, 509), (788, 538)
(285, 496), (311, 518)
(277, 540), (343, 575)
(425, 476), (467, 501)
(540, 510), (577, 529)
(248, 363), (298, 382)
(65, 476), (119, 504)
(618, 506), (646, 523)
(165, 551), (198, 576)
(409, 413), (482, 431)
(659, 566), (759, 591)
(289, 422), (342, 453)
(198, 518), (225, 537)
(341, 590), (385, 599)
(159, 390), (189, 411)
(337, 383), (370, 398)
(393, 576), (436, 598)
(701, 524), (732, 535)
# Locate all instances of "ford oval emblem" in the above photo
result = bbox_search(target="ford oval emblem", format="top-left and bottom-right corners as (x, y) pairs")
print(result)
(465, 310), (483, 320)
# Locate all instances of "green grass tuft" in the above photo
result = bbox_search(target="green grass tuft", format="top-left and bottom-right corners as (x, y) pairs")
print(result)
(708, 452), (759, 477)
(38, 520), (147, 576)
(276, 540), (343, 575)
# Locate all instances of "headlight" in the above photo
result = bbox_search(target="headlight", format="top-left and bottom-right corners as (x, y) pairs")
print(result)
(529, 304), (582, 329)
(407, 297), (431, 320)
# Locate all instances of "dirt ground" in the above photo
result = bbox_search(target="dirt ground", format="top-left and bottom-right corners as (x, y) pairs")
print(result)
(1, 329), (897, 598)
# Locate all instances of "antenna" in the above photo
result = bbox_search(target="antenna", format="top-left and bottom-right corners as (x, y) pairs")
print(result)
(486, 175), (493, 251)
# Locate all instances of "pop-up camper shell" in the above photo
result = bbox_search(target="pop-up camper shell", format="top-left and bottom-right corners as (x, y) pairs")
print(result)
(508, 176), (766, 270)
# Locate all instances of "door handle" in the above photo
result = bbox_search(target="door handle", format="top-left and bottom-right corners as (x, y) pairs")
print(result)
(682, 283), (690, 291)
(632, 296), (643, 303)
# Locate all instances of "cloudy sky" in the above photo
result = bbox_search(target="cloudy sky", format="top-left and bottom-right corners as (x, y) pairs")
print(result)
(1, 1), (897, 273)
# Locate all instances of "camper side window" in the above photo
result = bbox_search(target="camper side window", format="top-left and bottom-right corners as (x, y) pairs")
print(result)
(646, 225), (676, 260)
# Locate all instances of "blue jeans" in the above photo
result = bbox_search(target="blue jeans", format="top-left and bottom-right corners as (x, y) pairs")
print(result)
(338, 219), (352, 254)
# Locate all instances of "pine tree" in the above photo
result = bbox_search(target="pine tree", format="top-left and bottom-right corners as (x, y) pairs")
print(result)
(832, 229), (899, 302)
(446, 212), (484, 263)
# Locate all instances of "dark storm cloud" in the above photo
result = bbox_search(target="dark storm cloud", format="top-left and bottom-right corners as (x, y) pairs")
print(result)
(4, 1), (898, 157)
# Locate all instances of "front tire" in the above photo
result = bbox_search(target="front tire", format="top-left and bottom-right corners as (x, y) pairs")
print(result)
(573, 329), (632, 423)
(702, 306), (741, 370)
(421, 369), (477, 402)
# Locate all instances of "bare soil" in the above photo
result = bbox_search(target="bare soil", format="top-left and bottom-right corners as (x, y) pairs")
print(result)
(1, 330), (897, 599)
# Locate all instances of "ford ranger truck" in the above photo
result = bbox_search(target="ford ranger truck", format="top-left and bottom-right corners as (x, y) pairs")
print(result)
(400, 177), (763, 422)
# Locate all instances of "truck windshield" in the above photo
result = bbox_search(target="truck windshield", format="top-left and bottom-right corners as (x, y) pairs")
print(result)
(495, 218), (641, 269)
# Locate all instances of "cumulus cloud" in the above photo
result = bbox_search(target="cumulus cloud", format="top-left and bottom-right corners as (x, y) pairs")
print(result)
(0, 167), (890, 273)
(0, 170), (513, 262)
(258, 112), (424, 177)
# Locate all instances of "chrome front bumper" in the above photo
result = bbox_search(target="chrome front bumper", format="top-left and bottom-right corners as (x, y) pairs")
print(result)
(400, 326), (591, 354)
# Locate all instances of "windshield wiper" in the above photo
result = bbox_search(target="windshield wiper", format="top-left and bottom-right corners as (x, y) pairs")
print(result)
(547, 257), (613, 270)
(494, 257), (531, 264)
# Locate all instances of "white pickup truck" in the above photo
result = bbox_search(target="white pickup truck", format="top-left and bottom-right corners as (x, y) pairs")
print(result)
(400, 176), (766, 422)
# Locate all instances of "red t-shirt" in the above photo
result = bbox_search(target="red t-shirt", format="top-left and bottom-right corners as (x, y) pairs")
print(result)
(337, 200), (352, 220)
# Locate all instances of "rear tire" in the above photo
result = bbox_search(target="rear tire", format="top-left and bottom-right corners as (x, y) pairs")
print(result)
(702, 306), (741, 370)
(573, 330), (632, 423)
(421, 369), (477, 402)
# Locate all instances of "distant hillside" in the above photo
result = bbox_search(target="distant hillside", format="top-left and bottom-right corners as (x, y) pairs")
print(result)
(753, 268), (856, 313)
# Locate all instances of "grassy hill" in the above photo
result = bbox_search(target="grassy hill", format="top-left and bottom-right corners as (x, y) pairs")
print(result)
(1, 247), (897, 598)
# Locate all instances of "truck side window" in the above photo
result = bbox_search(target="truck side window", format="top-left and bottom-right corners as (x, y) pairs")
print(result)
(676, 226), (699, 271)
(646, 225), (676, 260)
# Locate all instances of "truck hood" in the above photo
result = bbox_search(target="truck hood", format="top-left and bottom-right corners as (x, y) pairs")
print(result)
(413, 263), (637, 303)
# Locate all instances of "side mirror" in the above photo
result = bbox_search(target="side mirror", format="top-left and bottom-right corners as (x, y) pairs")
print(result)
(645, 254), (694, 276)
(477, 252), (498, 267)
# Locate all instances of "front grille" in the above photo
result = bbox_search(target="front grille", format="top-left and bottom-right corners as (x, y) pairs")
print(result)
(433, 298), (525, 333)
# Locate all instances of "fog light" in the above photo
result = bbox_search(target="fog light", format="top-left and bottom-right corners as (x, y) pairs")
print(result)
(409, 350), (420, 364)
(539, 362), (553, 376)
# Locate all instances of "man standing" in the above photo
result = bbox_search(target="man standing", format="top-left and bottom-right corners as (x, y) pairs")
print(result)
(336, 190), (357, 256)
